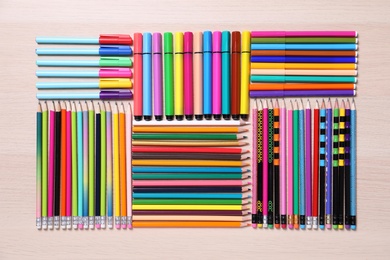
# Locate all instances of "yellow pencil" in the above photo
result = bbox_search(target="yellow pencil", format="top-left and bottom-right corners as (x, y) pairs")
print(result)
(174, 32), (184, 119)
(132, 140), (248, 147)
(240, 31), (250, 119)
(251, 62), (357, 70)
(132, 159), (250, 167)
(119, 103), (127, 229)
(132, 126), (247, 133)
(112, 103), (120, 229)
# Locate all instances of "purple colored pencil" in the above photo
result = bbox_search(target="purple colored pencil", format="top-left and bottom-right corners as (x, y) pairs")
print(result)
(305, 100), (312, 228)
(184, 32), (194, 120)
(153, 33), (163, 120)
(250, 90), (355, 98)
(251, 31), (357, 38)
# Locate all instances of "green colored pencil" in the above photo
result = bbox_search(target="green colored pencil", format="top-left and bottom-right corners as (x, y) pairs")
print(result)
(88, 102), (95, 227)
(132, 133), (246, 140)
(41, 102), (48, 228)
(132, 199), (243, 205)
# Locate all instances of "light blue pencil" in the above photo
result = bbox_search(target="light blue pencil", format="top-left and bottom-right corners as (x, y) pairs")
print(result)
(350, 100), (356, 230)
(105, 102), (113, 229)
(82, 103), (89, 229)
(298, 99), (306, 229)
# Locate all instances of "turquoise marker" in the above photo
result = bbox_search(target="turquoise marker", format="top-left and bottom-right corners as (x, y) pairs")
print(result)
(251, 43), (358, 50)
(222, 31), (231, 120)
(36, 57), (132, 67)
(250, 75), (356, 83)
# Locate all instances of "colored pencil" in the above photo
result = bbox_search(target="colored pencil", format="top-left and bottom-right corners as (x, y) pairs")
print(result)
(94, 103), (101, 228)
(203, 31), (212, 120)
(71, 102), (78, 229)
(133, 199), (245, 205)
(132, 133), (246, 140)
(56, 101), (63, 229)
(119, 103), (127, 228)
(251, 37), (357, 44)
(65, 102), (72, 229)
(222, 31), (231, 120)
(251, 100), (258, 227)
(345, 100), (351, 230)
(293, 100), (299, 229)
(298, 99), (305, 229)
(319, 101), (326, 229)
(305, 100), (312, 229)
(231, 31), (241, 120)
(132, 126), (247, 133)
(82, 102), (89, 229)
(250, 50), (358, 57)
(262, 100), (268, 227)
(126, 102), (133, 228)
(133, 180), (250, 187)
(251, 63), (357, 70)
(132, 140), (247, 147)
(133, 120), (249, 126)
(174, 32), (184, 120)
(36, 103), (42, 229)
(267, 101), (274, 228)
(132, 205), (247, 210)
(132, 221), (249, 228)
(212, 31), (222, 119)
(250, 31), (357, 37)
(240, 31), (250, 119)
(36, 90), (133, 100)
(256, 100), (264, 228)
(280, 100), (287, 228)
(332, 100), (340, 230)
(287, 101), (293, 229)
(100, 103), (107, 228)
(133, 33), (143, 121)
(105, 102), (113, 229)
(325, 99), (333, 229)
(184, 32), (194, 120)
(132, 146), (248, 154)
(112, 103), (120, 228)
(338, 101), (346, 230)
(133, 216), (249, 222)
(312, 101), (320, 229)
(48, 103), (56, 229)
(132, 160), (249, 167)
(250, 43), (357, 51)
(143, 32), (152, 121)
(133, 173), (248, 180)
(250, 90), (355, 98)
(153, 33), (163, 121)
(132, 210), (250, 215)
(88, 102), (95, 229)
(193, 32), (203, 120)
(350, 100), (356, 230)
(41, 102), (48, 229)
(249, 83), (356, 91)
(133, 187), (250, 193)
(274, 100), (280, 228)
(133, 193), (249, 199)
(76, 102), (83, 229)
(250, 75), (356, 83)
(131, 153), (249, 161)
(164, 32), (174, 121)
(251, 56), (357, 63)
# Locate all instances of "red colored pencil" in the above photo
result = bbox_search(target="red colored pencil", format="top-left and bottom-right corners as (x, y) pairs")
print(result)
(132, 146), (248, 154)
(312, 101), (320, 229)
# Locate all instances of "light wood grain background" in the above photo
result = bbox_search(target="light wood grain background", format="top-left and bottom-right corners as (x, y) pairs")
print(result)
(1, 0), (390, 259)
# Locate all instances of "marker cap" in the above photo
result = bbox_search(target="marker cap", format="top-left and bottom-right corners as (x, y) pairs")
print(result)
(134, 33), (143, 54)
(212, 31), (222, 52)
(99, 68), (132, 78)
(99, 34), (133, 45)
(242, 31), (251, 52)
(193, 32), (203, 53)
(232, 31), (241, 52)
(99, 45), (133, 56)
(152, 33), (162, 53)
(174, 32), (184, 53)
(99, 78), (132, 89)
(100, 90), (133, 100)
(99, 57), (133, 67)
(164, 32), (173, 53)
(143, 33), (152, 53)
(222, 31), (231, 52)
(203, 31), (212, 52)
(184, 32), (193, 53)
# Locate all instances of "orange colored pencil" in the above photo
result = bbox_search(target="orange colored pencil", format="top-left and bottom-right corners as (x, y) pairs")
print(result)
(251, 50), (358, 57)
(132, 126), (247, 133)
(132, 221), (249, 228)
(119, 103), (127, 228)
(249, 83), (355, 91)
(60, 101), (67, 228)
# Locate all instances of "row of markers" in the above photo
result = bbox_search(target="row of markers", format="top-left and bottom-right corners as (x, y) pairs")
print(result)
(251, 98), (357, 230)
(249, 31), (358, 98)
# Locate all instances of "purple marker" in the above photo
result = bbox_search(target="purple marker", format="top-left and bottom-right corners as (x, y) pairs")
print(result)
(305, 100), (312, 228)
(250, 90), (355, 98)
(153, 33), (163, 121)
(212, 31), (222, 120)
(36, 90), (133, 100)
(184, 32), (194, 120)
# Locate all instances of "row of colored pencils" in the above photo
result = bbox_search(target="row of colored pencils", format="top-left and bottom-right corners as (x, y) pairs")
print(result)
(131, 122), (251, 228)
(251, 98), (356, 230)
(36, 101), (132, 230)
(249, 31), (358, 98)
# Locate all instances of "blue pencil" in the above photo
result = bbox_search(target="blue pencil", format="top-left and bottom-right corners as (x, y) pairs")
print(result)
(143, 33), (152, 120)
(132, 166), (248, 173)
(82, 106), (89, 229)
(133, 193), (246, 199)
(250, 43), (358, 51)
(203, 31), (213, 119)
(298, 99), (306, 229)
(350, 99), (356, 230)
(250, 56), (357, 63)
(325, 99), (333, 228)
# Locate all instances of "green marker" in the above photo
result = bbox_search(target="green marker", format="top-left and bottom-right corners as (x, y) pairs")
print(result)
(164, 32), (174, 120)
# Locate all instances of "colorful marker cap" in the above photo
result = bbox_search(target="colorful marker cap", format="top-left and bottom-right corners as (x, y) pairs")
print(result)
(99, 45), (133, 56)
(193, 32), (203, 53)
(242, 31), (251, 52)
(203, 31), (212, 52)
(99, 68), (132, 78)
(152, 33), (162, 53)
(232, 31), (241, 52)
(164, 32), (173, 53)
(134, 33), (143, 54)
(222, 31), (231, 52)
(100, 90), (133, 100)
(174, 32), (184, 53)
(99, 34), (133, 45)
(184, 32), (193, 53)
(143, 33), (152, 54)
(212, 31), (222, 52)
(99, 57), (133, 67)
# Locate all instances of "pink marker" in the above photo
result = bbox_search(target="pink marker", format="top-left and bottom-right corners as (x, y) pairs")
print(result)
(99, 68), (132, 78)
(262, 100), (269, 228)
(184, 32), (194, 120)
(66, 103), (72, 229)
(287, 101), (294, 229)
(212, 31), (222, 120)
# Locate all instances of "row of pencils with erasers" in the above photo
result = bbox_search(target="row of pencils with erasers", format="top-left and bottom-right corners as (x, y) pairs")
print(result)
(133, 31), (251, 121)
(251, 98), (357, 230)
(131, 120), (252, 227)
(35, 34), (133, 100)
(36, 101), (134, 230)
(249, 31), (358, 98)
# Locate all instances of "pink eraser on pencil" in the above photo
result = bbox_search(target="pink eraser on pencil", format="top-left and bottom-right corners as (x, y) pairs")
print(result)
(78, 224), (83, 229)
(128, 224), (133, 229)
(99, 68), (132, 78)
(288, 224), (293, 229)
(96, 224), (101, 229)
(115, 224), (121, 229)
(121, 224), (127, 229)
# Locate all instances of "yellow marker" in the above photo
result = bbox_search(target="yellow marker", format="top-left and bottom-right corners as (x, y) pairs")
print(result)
(174, 32), (184, 119)
(240, 31), (250, 119)
(99, 78), (132, 89)
(251, 62), (357, 70)
(112, 103), (121, 229)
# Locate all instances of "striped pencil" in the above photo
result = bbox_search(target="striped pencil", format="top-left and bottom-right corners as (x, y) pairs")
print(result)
(325, 99), (333, 228)
(345, 100), (351, 230)
(338, 101), (346, 230)
(312, 101), (320, 229)
(332, 99), (340, 230)
(319, 100), (326, 229)
(273, 100), (280, 228)
(257, 100), (264, 228)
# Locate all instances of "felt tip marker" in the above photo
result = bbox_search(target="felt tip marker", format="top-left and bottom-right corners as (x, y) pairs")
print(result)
(143, 33), (152, 121)
(133, 33), (143, 121)
(153, 33), (163, 121)
(164, 32), (174, 121)
(174, 32), (184, 121)
(193, 32), (203, 121)
(36, 57), (133, 67)
(36, 79), (132, 89)
(231, 31), (241, 120)
(222, 31), (231, 120)
(36, 46), (133, 56)
(184, 32), (194, 120)
(240, 31), (250, 120)
(36, 34), (133, 45)
(203, 31), (213, 120)
(36, 68), (132, 78)
(212, 31), (222, 120)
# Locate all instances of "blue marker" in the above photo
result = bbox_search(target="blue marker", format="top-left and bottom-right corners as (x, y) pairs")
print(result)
(222, 31), (231, 120)
(250, 56), (357, 63)
(143, 33), (152, 121)
(251, 43), (358, 51)
(299, 100), (306, 229)
(203, 31), (212, 120)
(36, 45), (132, 56)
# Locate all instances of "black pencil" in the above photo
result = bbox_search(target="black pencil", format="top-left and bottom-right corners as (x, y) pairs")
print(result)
(54, 101), (61, 228)
(332, 99), (340, 229)
(257, 100), (264, 227)
(345, 100), (351, 229)
(274, 100), (280, 228)
(267, 101), (274, 228)
(95, 103), (101, 227)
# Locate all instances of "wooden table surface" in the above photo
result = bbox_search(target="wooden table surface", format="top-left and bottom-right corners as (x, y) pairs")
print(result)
(0, 0), (389, 259)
